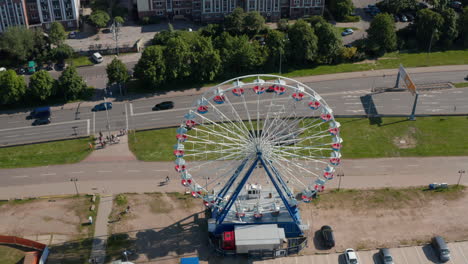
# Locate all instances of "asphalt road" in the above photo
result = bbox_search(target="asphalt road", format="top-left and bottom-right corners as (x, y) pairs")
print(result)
(1, 70), (467, 146)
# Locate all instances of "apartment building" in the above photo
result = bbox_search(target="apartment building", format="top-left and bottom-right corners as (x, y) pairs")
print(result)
(136, 0), (324, 22)
(0, 0), (79, 33)
(0, 0), (28, 32)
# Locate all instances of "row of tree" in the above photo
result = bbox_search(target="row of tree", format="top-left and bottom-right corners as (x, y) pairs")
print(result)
(0, 67), (88, 105)
(366, 6), (468, 55)
(0, 22), (75, 67)
(133, 10), (352, 89)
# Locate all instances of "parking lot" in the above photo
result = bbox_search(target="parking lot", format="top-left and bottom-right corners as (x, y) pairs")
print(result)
(256, 241), (468, 264)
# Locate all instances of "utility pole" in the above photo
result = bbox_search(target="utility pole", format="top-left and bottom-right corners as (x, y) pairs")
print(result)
(70, 178), (79, 195)
(457, 170), (465, 186)
(426, 29), (438, 66)
(337, 172), (344, 190)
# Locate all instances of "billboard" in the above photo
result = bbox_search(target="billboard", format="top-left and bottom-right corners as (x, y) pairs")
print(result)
(399, 65), (417, 95)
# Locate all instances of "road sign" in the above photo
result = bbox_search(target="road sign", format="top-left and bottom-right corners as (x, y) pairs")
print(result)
(398, 65), (417, 95)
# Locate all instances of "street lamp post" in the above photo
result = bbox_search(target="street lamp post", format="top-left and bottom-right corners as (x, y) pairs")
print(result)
(457, 170), (466, 186)
(70, 178), (79, 195)
(104, 97), (111, 137)
(426, 29), (438, 66)
(337, 172), (344, 190)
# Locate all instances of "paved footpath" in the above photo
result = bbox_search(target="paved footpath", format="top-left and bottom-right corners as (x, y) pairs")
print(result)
(89, 195), (113, 264)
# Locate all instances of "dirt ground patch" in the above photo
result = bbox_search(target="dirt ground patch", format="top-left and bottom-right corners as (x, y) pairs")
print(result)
(300, 186), (468, 253)
(0, 196), (95, 241)
(393, 127), (418, 149)
(107, 192), (208, 264)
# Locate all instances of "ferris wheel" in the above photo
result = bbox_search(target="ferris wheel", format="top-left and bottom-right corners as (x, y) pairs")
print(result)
(174, 74), (342, 237)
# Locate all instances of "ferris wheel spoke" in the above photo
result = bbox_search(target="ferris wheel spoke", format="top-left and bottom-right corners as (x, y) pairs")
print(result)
(273, 148), (329, 162)
(240, 93), (257, 137)
(223, 96), (257, 139)
(191, 124), (247, 145)
(206, 100), (252, 139)
(268, 158), (309, 189)
(274, 154), (323, 179)
(187, 133), (242, 148)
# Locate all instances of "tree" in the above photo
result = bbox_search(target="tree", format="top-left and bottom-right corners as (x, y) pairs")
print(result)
(114, 16), (125, 25)
(134, 45), (166, 88)
(334, 0), (354, 21)
(243, 11), (265, 36)
(89, 10), (110, 29)
(49, 44), (74, 63)
(287, 20), (318, 65)
(460, 7), (468, 47)
(190, 35), (221, 82)
(314, 22), (343, 63)
(0, 70), (26, 105)
(48, 22), (67, 45)
(29, 70), (55, 101)
(415, 9), (444, 49)
(225, 8), (246, 35)
(366, 13), (397, 54)
(153, 30), (178, 45)
(265, 30), (287, 71)
(106, 57), (129, 86)
(383, 0), (417, 14)
(277, 19), (289, 32)
(57, 66), (87, 100)
(0, 26), (45, 63)
(440, 8), (459, 47)
(164, 36), (192, 80)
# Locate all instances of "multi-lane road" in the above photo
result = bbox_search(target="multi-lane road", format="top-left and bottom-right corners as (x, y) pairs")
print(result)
(1, 69), (467, 146)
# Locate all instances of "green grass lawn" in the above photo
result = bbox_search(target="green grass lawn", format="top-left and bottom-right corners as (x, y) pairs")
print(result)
(128, 116), (468, 161)
(0, 137), (94, 168)
(454, 82), (468, 88)
(0, 245), (25, 264)
(67, 56), (94, 67)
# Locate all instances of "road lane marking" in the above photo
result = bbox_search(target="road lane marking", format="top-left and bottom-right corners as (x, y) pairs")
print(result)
(130, 103), (134, 116)
(40, 173), (56, 176)
(151, 118), (162, 121)
(5, 135), (19, 138)
(13, 175), (29, 178)
(71, 171), (84, 174)
(153, 169), (168, 172)
(127, 170), (140, 173)
(0, 119), (89, 132)
(24, 133), (38, 136)
(97, 170), (112, 173)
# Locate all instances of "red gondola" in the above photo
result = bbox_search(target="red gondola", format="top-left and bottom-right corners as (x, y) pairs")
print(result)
(308, 100), (321, 110)
(292, 92), (305, 101)
(232, 88), (244, 96)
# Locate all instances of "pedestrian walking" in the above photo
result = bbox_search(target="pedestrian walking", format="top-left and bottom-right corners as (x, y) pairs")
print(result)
(99, 131), (103, 138)
(166, 176), (170, 183)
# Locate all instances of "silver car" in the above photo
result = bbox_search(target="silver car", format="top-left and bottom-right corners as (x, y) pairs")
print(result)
(379, 248), (394, 264)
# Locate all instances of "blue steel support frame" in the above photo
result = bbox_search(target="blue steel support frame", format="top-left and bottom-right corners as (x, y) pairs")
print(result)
(259, 157), (301, 225)
(269, 161), (295, 199)
(216, 158), (259, 225)
(216, 158), (250, 202)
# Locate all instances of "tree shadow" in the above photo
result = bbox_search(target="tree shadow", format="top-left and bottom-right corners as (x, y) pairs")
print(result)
(46, 237), (95, 264)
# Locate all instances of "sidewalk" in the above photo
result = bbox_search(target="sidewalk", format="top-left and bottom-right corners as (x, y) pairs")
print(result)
(48, 64), (468, 112)
(89, 195), (114, 264)
(84, 133), (136, 163)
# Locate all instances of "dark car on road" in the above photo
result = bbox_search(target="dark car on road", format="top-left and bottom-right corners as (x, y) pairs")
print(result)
(92, 102), (113, 111)
(152, 101), (174, 111)
(379, 248), (394, 264)
(320, 225), (335, 248)
(27, 106), (51, 120)
(32, 118), (51, 126)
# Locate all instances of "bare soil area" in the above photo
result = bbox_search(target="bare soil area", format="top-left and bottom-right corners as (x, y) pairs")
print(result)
(107, 192), (209, 264)
(0, 196), (94, 240)
(300, 186), (468, 254)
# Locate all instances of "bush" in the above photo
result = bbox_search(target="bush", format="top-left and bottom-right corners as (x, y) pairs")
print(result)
(140, 16), (150, 25)
(116, 194), (128, 206)
(343, 15), (360, 22)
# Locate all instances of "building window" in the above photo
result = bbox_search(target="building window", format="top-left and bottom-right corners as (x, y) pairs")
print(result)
(204, 1), (211, 12)
(156, 1), (162, 6)
(186, 9), (191, 13)
(315, 0), (321, 4)
(174, 0), (180, 6)
(249, 1), (254, 9)
(294, 0), (299, 5)
(157, 10), (163, 15)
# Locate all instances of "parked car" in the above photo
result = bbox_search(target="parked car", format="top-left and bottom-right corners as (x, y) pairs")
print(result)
(92, 102), (113, 111)
(400, 14), (408, 22)
(320, 225), (335, 248)
(17, 68), (26, 75)
(342, 29), (354, 36)
(405, 13), (414, 21)
(344, 248), (359, 264)
(152, 101), (174, 111)
(451, 1), (463, 10)
(432, 236), (451, 262)
(32, 118), (51, 126)
(68, 31), (77, 39)
(0, 67), (6, 72)
(91, 52), (104, 63)
(379, 248), (394, 264)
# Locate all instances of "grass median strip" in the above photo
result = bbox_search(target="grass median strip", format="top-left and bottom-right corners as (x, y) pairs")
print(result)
(0, 137), (94, 168)
(128, 116), (468, 161)
(453, 82), (468, 88)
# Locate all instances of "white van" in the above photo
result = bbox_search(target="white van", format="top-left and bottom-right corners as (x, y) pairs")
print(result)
(91, 52), (103, 63)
